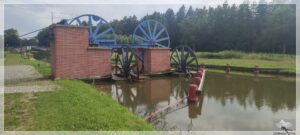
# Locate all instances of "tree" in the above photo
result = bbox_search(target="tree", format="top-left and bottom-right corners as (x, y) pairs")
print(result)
(37, 25), (53, 47)
(186, 6), (194, 17)
(21, 38), (38, 46)
(4, 28), (20, 48)
(111, 15), (139, 35)
(261, 4), (296, 54)
(164, 8), (177, 48)
(172, 5), (186, 47)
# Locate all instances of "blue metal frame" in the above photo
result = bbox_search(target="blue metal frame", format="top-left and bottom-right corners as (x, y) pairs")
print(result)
(133, 19), (170, 48)
(67, 14), (116, 45)
(66, 15), (170, 49)
(99, 44), (153, 49)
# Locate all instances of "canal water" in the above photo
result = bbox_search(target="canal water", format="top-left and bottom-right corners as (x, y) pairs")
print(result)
(95, 72), (296, 131)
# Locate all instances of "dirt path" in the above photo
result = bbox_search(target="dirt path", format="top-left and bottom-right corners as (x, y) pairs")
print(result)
(4, 65), (58, 93)
(5, 65), (42, 83)
(5, 85), (59, 93)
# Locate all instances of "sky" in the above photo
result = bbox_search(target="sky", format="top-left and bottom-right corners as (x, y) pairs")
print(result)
(4, 4), (204, 38)
(2, 0), (294, 38)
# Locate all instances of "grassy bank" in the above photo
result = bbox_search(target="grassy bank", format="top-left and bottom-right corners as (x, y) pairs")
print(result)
(5, 80), (154, 130)
(4, 52), (51, 77)
(4, 51), (154, 130)
(195, 51), (296, 74)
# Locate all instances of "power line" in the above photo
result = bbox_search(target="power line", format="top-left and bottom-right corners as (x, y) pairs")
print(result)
(19, 28), (45, 38)
(18, 17), (75, 38)
(51, 12), (54, 24)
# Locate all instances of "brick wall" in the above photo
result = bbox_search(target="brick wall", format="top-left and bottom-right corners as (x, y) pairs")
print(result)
(143, 48), (171, 73)
(51, 25), (111, 79)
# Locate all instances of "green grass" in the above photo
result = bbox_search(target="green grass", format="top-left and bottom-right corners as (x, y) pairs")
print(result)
(195, 51), (296, 74)
(196, 50), (295, 61)
(5, 80), (154, 130)
(4, 51), (51, 77)
(206, 69), (296, 81)
(4, 93), (26, 130)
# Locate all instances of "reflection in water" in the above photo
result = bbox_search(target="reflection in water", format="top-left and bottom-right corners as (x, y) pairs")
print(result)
(95, 72), (296, 131)
(204, 72), (295, 113)
(104, 76), (191, 116)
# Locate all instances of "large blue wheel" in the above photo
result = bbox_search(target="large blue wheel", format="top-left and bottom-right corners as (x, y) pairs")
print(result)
(67, 14), (116, 46)
(133, 19), (170, 48)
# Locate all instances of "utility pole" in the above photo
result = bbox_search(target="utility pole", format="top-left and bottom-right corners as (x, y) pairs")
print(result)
(51, 12), (53, 24)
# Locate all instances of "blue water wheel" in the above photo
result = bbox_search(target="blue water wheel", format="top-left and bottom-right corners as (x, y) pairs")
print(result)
(133, 19), (170, 48)
(171, 45), (199, 73)
(67, 14), (116, 46)
(114, 45), (143, 80)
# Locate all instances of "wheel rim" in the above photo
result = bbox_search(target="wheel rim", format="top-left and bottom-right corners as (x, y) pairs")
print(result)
(133, 19), (170, 48)
(114, 45), (143, 80)
(67, 14), (116, 45)
(171, 45), (199, 73)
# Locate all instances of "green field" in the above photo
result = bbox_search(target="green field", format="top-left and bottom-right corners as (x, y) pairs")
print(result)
(4, 51), (154, 130)
(195, 51), (296, 74)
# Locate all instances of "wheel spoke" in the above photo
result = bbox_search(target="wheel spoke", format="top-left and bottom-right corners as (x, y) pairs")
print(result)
(135, 35), (149, 42)
(180, 47), (184, 63)
(116, 65), (123, 69)
(184, 52), (190, 62)
(156, 37), (169, 42)
(155, 28), (165, 39)
(118, 55), (123, 66)
(147, 21), (152, 38)
(95, 27), (112, 38)
(129, 52), (134, 66)
(186, 57), (196, 65)
(76, 18), (82, 25)
(152, 22), (158, 38)
(175, 50), (181, 64)
(155, 43), (165, 48)
(171, 56), (179, 65)
(138, 25), (150, 39)
(93, 20), (103, 36)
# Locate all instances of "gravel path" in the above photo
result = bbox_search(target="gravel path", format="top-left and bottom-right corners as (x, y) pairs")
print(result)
(5, 85), (59, 93)
(4, 65), (59, 93)
(5, 65), (43, 83)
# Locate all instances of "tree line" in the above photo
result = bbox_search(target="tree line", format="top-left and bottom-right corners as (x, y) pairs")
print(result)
(4, 2), (296, 54)
(111, 3), (295, 54)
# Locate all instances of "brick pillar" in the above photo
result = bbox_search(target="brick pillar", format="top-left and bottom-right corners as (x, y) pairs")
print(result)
(51, 25), (112, 79)
(143, 48), (171, 73)
(87, 47), (112, 78)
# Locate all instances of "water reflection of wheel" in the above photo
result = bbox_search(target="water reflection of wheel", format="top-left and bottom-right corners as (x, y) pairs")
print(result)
(170, 75), (191, 98)
(113, 82), (139, 113)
